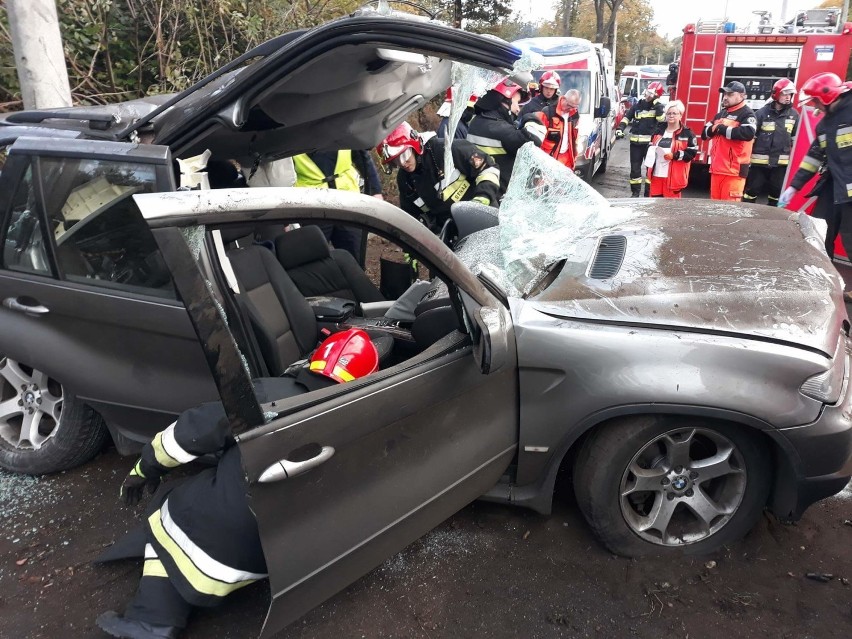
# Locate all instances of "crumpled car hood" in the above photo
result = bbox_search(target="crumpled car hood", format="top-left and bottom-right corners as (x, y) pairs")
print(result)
(458, 196), (845, 356)
(531, 199), (844, 355)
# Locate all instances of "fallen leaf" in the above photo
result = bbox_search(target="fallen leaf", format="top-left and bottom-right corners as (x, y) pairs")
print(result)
(15, 558), (28, 566)
(522, 530), (531, 540)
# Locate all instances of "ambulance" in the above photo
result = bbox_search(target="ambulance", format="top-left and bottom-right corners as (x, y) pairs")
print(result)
(513, 36), (617, 182)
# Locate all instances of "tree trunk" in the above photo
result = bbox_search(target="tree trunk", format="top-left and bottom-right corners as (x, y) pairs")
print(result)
(594, 0), (606, 42)
(7, 0), (72, 109)
(453, 0), (463, 28)
(604, 1), (623, 50)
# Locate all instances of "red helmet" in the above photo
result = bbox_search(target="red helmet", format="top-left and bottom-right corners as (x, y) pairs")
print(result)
(800, 72), (849, 107)
(490, 77), (527, 100)
(540, 71), (561, 89)
(771, 78), (796, 101)
(376, 122), (423, 165)
(309, 328), (378, 384)
(645, 81), (665, 98)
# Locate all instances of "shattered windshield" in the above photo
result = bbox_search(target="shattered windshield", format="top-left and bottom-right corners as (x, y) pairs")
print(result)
(455, 144), (639, 297)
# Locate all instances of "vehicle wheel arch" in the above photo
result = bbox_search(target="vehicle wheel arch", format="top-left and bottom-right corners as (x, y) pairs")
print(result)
(537, 404), (788, 515)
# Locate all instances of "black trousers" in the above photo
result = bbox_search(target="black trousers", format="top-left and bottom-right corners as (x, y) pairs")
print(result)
(743, 165), (787, 205)
(628, 143), (650, 196)
(313, 223), (364, 265)
(125, 576), (192, 628)
(812, 199), (852, 260)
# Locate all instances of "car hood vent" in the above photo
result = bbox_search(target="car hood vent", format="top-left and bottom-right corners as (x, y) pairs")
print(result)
(588, 235), (626, 279)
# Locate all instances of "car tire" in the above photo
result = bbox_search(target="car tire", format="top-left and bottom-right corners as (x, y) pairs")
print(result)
(573, 415), (771, 556)
(0, 357), (108, 474)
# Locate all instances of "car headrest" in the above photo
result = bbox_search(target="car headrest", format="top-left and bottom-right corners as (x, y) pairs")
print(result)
(276, 225), (331, 269)
(218, 225), (256, 245)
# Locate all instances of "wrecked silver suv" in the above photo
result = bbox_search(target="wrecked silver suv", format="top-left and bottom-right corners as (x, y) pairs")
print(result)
(0, 11), (850, 635)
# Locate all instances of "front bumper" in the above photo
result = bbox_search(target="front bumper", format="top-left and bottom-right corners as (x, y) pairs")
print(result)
(771, 362), (852, 519)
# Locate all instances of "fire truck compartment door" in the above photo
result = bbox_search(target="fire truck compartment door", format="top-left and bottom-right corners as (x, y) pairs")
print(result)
(725, 46), (801, 68)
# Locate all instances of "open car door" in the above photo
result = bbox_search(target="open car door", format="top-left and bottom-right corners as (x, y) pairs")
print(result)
(135, 189), (520, 638)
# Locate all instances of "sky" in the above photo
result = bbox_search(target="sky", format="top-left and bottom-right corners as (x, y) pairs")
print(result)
(512, 1), (830, 40)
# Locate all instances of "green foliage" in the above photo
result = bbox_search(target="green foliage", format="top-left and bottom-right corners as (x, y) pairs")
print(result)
(0, 0), (363, 110)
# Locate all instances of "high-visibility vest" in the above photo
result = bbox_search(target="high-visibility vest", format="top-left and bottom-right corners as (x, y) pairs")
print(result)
(293, 151), (360, 192)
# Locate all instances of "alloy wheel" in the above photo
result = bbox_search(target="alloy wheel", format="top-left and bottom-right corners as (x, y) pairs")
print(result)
(619, 427), (747, 546)
(0, 357), (64, 450)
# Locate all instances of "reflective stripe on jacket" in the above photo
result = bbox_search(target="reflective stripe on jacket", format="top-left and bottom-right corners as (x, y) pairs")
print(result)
(619, 97), (665, 144)
(293, 151), (360, 192)
(702, 101), (757, 177)
(647, 126), (698, 192)
(750, 102), (799, 167)
(791, 92), (852, 204)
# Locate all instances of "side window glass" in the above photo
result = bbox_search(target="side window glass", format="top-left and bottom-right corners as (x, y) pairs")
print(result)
(3, 165), (51, 275)
(42, 157), (176, 299)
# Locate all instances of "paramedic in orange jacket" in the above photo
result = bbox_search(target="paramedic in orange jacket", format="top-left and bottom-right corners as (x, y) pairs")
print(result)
(645, 100), (698, 198)
(701, 81), (757, 201)
(522, 89), (581, 169)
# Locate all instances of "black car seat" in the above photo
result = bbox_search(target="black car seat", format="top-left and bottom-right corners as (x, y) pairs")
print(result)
(221, 230), (393, 376)
(274, 225), (386, 307)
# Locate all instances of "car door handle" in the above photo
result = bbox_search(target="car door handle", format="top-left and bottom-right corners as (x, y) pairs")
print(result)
(258, 446), (335, 483)
(3, 297), (50, 317)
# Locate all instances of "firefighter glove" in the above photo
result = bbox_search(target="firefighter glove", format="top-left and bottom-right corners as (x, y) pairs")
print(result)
(615, 129), (624, 139)
(120, 460), (160, 507)
(713, 124), (728, 137)
(777, 186), (797, 209)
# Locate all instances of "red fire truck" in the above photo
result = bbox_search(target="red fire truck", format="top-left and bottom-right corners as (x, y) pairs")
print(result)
(673, 12), (852, 166)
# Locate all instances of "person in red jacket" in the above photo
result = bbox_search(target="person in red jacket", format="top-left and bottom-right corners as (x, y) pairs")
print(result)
(521, 89), (581, 169)
(702, 81), (757, 201)
(645, 100), (698, 198)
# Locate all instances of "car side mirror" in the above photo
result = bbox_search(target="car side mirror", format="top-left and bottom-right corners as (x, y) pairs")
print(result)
(594, 96), (611, 119)
(471, 305), (511, 375)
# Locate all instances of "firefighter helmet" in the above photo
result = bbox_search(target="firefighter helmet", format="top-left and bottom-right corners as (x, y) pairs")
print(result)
(800, 72), (849, 107)
(771, 78), (796, 102)
(377, 122), (423, 165)
(309, 328), (378, 384)
(490, 78), (528, 100)
(645, 81), (665, 98)
(539, 71), (561, 89)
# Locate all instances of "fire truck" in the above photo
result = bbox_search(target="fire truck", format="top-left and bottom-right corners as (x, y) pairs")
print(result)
(673, 9), (852, 166)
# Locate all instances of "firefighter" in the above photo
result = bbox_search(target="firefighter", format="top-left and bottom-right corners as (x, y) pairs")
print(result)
(96, 329), (379, 639)
(742, 78), (799, 206)
(779, 73), (852, 261)
(518, 71), (561, 119)
(520, 89), (582, 170)
(377, 122), (501, 233)
(292, 150), (383, 263)
(702, 81), (758, 201)
(467, 78), (544, 193)
(616, 81), (666, 197)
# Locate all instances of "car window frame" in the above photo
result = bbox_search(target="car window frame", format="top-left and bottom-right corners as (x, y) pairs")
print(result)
(1, 137), (177, 298)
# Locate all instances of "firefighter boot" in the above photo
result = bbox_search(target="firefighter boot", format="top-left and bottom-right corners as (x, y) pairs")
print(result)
(630, 184), (641, 198)
(96, 611), (180, 639)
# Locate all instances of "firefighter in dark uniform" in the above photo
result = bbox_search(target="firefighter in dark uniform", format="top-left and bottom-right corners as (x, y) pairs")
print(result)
(377, 122), (501, 233)
(743, 79), (799, 206)
(518, 71), (561, 119)
(96, 330), (379, 639)
(467, 77), (543, 194)
(616, 81), (666, 197)
(780, 73), (852, 262)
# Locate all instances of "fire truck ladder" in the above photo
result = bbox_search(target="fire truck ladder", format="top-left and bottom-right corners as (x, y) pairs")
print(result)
(685, 20), (726, 159)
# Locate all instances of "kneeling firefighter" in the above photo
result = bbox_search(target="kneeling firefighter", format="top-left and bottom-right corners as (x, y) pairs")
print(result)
(96, 330), (378, 639)
(377, 122), (501, 233)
